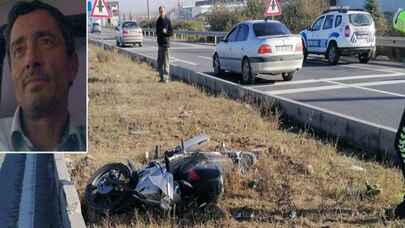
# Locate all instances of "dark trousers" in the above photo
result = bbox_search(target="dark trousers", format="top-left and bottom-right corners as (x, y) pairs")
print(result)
(157, 46), (170, 81)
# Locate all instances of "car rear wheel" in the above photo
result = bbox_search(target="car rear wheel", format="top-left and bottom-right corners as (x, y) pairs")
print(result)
(242, 58), (256, 85)
(213, 53), (224, 76)
(282, 72), (295, 81)
(358, 53), (370, 64)
(326, 43), (340, 65)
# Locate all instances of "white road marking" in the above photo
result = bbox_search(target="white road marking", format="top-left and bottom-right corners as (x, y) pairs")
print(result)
(325, 80), (405, 98)
(198, 56), (212, 61)
(252, 72), (404, 88)
(343, 63), (405, 74)
(144, 37), (213, 48)
(171, 57), (197, 66)
(267, 79), (405, 96)
(198, 71), (398, 132)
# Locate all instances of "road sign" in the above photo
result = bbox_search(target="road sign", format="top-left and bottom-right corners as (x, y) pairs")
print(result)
(91, 0), (111, 18)
(264, 0), (281, 17)
(88, 1), (92, 13)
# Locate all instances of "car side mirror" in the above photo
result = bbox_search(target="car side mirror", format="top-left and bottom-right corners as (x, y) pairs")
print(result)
(307, 26), (312, 31)
(222, 38), (228, 43)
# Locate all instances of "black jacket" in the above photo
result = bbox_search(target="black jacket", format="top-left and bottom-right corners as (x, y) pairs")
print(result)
(156, 16), (173, 48)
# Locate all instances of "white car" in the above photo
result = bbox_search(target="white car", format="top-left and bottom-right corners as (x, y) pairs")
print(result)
(115, 21), (143, 47)
(213, 20), (304, 84)
(300, 7), (376, 65)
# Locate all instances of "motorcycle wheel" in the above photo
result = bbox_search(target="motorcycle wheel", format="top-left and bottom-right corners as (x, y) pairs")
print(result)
(85, 163), (132, 213)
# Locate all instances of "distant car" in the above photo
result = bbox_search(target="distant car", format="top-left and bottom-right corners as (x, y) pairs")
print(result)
(300, 7), (376, 65)
(115, 21), (143, 47)
(213, 20), (304, 84)
(393, 8), (405, 34)
(90, 22), (101, 33)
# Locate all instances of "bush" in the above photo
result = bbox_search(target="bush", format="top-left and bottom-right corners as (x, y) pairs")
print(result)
(173, 20), (205, 32)
(139, 19), (156, 29)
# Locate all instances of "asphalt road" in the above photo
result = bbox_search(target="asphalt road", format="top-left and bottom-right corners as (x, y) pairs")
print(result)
(92, 32), (405, 131)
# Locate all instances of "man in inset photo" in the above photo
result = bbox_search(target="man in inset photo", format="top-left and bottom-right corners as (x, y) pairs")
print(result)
(0, 1), (86, 152)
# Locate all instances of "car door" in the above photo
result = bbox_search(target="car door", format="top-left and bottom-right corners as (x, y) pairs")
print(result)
(308, 16), (325, 53)
(321, 15), (335, 53)
(219, 25), (239, 70)
(231, 24), (249, 73)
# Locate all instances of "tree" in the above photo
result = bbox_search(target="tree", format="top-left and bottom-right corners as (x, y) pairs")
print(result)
(207, 4), (244, 31)
(281, 0), (329, 33)
(244, 0), (266, 20)
(364, 0), (387, 34)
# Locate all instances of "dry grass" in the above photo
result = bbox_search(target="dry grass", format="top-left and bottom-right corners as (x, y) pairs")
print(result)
(68, 44), (405, 227)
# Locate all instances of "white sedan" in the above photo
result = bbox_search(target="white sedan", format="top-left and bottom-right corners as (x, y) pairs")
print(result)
(213, 20), (304, 84)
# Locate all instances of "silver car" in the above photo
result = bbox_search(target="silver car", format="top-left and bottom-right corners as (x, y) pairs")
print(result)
(115, 21), (143, 47)
(213, 20), (304, 84)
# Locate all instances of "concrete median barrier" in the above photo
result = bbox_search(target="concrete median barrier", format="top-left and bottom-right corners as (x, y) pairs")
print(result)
(54, 154), (86, 228)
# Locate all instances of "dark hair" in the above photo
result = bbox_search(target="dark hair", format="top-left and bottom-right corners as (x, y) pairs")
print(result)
(4, 1), (75, 62)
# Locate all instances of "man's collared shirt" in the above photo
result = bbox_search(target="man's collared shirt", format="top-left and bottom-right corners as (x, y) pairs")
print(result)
(0, 107), (86, 152)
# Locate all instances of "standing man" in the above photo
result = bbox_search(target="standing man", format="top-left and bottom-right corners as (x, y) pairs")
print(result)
(156, 6), (173, 83)
(0, 1), (86, 151)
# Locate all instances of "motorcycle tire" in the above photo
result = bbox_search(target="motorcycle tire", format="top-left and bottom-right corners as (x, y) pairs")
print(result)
(85, 163), (132, 214)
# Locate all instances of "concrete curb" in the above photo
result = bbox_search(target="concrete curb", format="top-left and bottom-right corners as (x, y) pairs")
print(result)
(53, 154), (86, 228)
(89, 39), (399, 163)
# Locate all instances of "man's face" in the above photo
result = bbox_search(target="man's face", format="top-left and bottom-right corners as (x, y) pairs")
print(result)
(9, 10), (77, 118)
(159, 7), (165, 17)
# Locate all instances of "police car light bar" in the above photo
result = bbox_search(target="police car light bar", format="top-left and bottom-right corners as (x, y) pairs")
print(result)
(323, 6), (364, 14)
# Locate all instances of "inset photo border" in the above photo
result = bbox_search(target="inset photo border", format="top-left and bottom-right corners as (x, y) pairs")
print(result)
(0, 0), (87, 153)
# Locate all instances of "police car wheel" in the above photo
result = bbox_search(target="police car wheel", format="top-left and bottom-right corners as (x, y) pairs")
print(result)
(303, 47), (308, 62)
(327, 43), (340, 65)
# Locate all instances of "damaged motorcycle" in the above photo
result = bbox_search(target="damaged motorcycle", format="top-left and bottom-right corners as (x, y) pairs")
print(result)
(85, 134), (257, 214)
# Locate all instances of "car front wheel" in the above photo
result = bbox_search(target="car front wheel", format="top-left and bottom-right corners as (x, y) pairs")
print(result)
(213, 53), (224, 76)
(282, 72), (295, 81)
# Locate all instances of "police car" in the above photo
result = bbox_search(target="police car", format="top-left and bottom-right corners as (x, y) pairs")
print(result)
(300, 7), (376, 65)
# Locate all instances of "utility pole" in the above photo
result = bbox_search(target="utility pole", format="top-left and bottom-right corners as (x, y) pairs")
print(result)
(147, 0), (150, 20)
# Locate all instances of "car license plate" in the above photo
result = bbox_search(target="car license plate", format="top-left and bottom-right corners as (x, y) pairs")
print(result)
(276, 45), (293, 52)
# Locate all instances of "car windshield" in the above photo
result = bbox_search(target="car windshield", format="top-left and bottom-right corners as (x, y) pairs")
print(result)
(253, 22), (291, 37)
(349, 13), (372, 26)
(123, 22), (138, 28)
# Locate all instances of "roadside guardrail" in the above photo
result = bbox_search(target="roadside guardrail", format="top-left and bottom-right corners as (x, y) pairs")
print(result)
(377, 36), (405, 48)
(142, 28), (405, 48)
